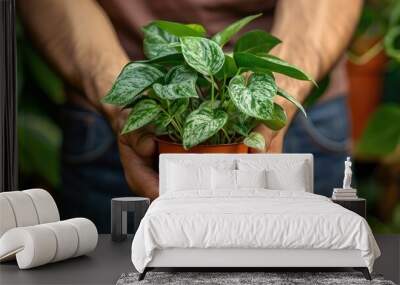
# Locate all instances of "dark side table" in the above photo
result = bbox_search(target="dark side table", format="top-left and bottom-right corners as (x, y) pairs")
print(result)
(331, 198), (366, 218)
(111, 197), (150, 242)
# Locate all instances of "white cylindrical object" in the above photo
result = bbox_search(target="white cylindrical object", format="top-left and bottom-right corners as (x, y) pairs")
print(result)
(65, 218), (98, 257)
(42, 221), (79, 262)
(0, 196), (17, 237)
(23, 189), (60, 223)
(0, 226), (57, 269)
(1, 192), (39, 227)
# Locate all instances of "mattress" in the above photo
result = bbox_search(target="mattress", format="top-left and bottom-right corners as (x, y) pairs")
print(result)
(131, 190), (380, 273)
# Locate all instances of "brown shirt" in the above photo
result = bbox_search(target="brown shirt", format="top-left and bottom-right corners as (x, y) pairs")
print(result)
(96, 0), (347, 101)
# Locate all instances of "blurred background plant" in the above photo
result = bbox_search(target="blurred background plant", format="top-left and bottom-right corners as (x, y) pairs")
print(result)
(347, 0), (400, 233)
(16, 0), (400, 232)
(17, 18), (64, 194)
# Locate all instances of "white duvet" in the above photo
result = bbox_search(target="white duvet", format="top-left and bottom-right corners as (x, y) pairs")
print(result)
(131, 190), (380, 273)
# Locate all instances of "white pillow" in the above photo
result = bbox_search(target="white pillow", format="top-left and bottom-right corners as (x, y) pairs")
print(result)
(167, 163), (212, 191)
(212, 168), (237, 190)
(238, 159), (309, 192)
(266, 167), (307, 191)
(236, 169), (267, 189)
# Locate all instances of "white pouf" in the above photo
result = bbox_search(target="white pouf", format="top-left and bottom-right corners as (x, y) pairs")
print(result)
(0, 189), (98, 269)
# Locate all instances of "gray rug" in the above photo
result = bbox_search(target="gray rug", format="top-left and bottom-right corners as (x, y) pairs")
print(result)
(117, 272), (395, 285)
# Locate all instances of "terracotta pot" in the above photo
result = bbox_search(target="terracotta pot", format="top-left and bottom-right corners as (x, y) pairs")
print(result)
(156, 137), (248, 154)
(347, 50), (387, 142)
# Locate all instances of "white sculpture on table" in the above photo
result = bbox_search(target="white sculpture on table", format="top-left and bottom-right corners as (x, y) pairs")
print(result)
(343, 157), (353, 189)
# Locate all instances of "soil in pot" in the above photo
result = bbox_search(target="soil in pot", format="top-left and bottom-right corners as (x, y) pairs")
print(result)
(156, 137), (248, 154)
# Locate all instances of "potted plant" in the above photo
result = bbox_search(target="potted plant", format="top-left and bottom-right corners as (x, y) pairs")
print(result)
(102, 14), (312, 153)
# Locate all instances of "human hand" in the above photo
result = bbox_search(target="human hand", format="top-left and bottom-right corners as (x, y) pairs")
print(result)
(117, 124), (159, 201)
(250, 124), (286, 153)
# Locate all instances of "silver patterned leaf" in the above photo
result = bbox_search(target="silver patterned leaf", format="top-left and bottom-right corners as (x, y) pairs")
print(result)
(261, 103), (287, 131)
(153, 65), (198, 99)
(183, 107), (228, 149)
(228, 73), (276, 120)
(180, 37), (225, 76)
(244, 131), (265, 151)
(121, 99), (162, 134)
(102, 63), (164, 106)
(142, 23), (180, 59)
(170, 98), (190, 116)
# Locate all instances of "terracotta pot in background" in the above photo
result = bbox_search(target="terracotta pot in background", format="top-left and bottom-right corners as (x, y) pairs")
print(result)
(347, 50), (387, 142)
(156, 137), (248, 154)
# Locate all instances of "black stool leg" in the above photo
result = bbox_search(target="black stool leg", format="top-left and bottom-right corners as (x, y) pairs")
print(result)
(354, 267), (372, 280)
(138, 268), (148, 281)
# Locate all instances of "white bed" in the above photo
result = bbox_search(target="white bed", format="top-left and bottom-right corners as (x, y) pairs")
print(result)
(131, 154), (380, 280)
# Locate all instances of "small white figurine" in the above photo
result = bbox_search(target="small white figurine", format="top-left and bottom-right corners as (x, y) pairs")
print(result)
(343, 157), (352, 189)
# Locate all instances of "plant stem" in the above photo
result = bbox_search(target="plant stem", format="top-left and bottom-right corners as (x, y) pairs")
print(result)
(210, 74), (215, 103)
(221, 128), (230, 143)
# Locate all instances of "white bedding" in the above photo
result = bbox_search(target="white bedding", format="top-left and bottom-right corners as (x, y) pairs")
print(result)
(131, 190), (380, 273)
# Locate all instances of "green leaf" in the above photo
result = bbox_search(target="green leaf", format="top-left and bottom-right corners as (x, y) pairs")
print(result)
(154, 20), (206, 37)
(18, 112), (61, 187)
(183, 107), (228, 148)
(142, 23), (180, 59)
(244, 131), (265, 151)
(185, 24), (207, 36)
(121, 99), (162, 134)
(384, 27), (400, 62)
(180, 37), (225, 75)
(137, 53), (184, 65)
(170, 98), (189, 116)
(152, 112), (172, 135)
(102, 63), (164, 106)
(215, 54), (238, 79)
(277, 88), (306, 117)
(153, 80), (197, 99)
(211, 14), (262, 47)
(24, 46), (65, 104)
(357, 104), (400, 156)
(165, 65), (197, 83)
(261, 103), (287, 131)
(234, 52), (314, 82)
(153, 65), (198, 99)
(228, 73), (276, 120)
(234, 29), (281, 54)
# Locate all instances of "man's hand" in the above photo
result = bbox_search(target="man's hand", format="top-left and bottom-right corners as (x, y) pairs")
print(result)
(253, 0), (362, 153)
(118, 130), (159, 201)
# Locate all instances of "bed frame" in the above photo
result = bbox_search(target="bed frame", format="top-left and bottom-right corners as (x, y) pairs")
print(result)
(139, 154), (371, 281)
(139, 248), (371, 280)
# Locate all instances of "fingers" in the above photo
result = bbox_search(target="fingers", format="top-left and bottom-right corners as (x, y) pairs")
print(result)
(249, 124), (276, 153)
(118, 127), (159, 200)
(249, 124), (285, 153)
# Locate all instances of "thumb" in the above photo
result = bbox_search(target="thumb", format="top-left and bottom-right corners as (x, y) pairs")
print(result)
(249, 124), (276, 153)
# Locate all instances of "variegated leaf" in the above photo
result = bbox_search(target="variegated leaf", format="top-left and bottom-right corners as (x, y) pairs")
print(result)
(153, 65), (198, 99)
(180, 37), (225, 75)
(170, 98), (189, 116)
(121, 99), (162, 134)
(261, 103), (287, 130)
(142, 23), (179, 59)
(165, 65), (197, 83)
(152, 112), (172, 135)
(244, 132), (265, 151)
(183, 107), (228, 149)
(277, 88), (306, 117)
(228, 73), (276, 120)
(102, 63), (164, 106)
